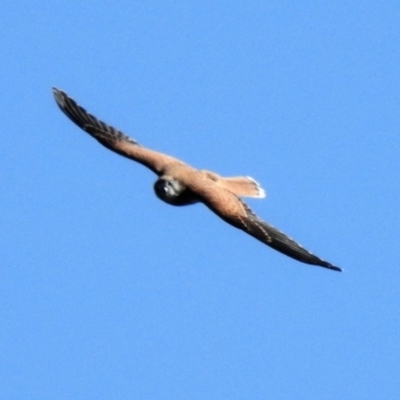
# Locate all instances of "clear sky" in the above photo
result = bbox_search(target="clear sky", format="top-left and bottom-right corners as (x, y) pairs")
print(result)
(1, 2), (400, 399)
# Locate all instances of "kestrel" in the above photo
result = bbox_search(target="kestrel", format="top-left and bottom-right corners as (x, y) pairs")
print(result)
(53, 88), (341, 272)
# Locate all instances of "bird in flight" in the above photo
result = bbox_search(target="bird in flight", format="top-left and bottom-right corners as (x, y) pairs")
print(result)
(53, 88), (341, 272)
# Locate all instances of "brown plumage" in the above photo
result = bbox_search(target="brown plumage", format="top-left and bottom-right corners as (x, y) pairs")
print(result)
(53, 88), (341, 272)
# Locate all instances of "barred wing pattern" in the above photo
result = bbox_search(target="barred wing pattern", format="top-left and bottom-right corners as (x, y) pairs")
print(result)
(53, 88), (182, 175)
(237, 202), (342, 271)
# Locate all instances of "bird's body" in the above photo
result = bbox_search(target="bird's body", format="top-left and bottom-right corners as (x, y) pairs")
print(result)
(53, 88), (341, 272)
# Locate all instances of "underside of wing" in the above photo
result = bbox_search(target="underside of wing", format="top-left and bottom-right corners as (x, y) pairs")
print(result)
(193, 181), (341, 272)
(53, 88), (181, 174)
(238, 203), (342, 271)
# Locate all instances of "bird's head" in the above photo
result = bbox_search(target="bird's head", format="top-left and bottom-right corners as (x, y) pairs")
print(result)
(154, 177), (186, 204)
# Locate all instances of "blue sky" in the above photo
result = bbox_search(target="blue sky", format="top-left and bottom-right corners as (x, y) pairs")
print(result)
(1, 1), (400, 399)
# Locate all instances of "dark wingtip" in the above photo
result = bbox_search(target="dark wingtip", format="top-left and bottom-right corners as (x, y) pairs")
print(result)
(52, 87), (65, 106)
(324, 263), (343, 272)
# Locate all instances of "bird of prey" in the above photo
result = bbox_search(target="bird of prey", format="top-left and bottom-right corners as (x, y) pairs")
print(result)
(53, 88), (341, 272)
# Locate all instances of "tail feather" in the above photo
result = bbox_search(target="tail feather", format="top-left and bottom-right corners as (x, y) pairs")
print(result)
(220, 176), (266, 198)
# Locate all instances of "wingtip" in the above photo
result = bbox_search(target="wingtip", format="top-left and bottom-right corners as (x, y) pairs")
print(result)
(326, 264), (343, 272)
(52, 87), (61, 99)
(52, 87), (67, 108)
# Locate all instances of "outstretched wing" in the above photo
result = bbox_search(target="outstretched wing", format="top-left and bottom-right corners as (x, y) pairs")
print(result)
(53, 88), (183, 175)
(237, 202), (342, 271)
(188, 178), (341, 271)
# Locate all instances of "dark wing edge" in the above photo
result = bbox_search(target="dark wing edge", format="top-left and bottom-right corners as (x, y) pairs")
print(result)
(189, 178), (341, 272)
(52, 88), (179, 174)
(240, 203), (342, 272)
(53, 88), (139, 147)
